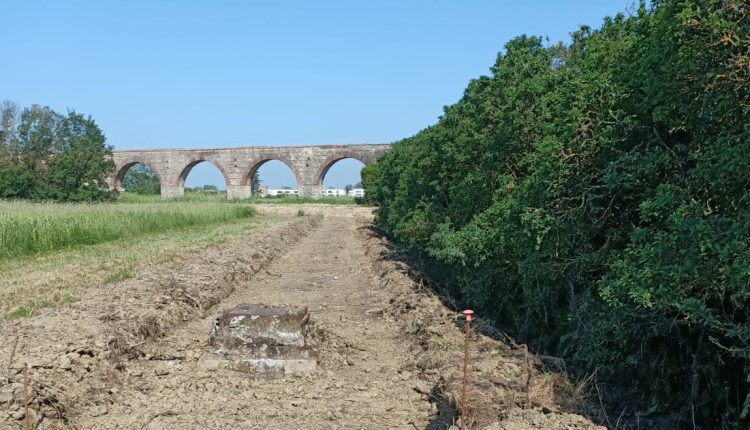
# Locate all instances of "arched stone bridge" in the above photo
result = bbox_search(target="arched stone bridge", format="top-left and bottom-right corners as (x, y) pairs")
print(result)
(110, 144), (390, 199)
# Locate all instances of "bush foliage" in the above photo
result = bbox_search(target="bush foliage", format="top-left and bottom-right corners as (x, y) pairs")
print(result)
(367, 1), (749, 427)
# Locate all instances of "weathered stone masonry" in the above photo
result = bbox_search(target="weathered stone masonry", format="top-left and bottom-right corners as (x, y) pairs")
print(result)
(110, 144), (390, 199)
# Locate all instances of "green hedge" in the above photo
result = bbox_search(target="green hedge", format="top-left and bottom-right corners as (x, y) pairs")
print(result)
(368, 1), (749, 427)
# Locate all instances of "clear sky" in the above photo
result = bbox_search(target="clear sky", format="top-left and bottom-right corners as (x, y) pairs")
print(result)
(1, 0), (634, 189)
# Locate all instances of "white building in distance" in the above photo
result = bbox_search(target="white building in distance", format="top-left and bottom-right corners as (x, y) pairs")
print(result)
(265, 188), (299, 196)
(261, 188), (365, 198)
(321, 188), (347, 197)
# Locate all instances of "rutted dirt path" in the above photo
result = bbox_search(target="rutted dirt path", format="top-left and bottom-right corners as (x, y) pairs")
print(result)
(90, 210), (434, 429)
(1, 206), (604, 429)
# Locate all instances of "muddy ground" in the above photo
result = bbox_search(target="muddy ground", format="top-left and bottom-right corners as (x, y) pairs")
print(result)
(1, 205), (604, 429)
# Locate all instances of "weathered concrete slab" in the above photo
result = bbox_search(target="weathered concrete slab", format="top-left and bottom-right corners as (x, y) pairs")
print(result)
(210, 304), (309, 348)
(203, 304), (317, 377)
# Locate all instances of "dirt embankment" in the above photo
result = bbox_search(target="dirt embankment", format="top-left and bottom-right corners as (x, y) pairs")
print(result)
(360, 226), (604, 430)
(1, 206), (603, 429)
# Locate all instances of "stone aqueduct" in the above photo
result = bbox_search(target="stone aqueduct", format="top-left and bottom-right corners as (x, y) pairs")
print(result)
(110, 144), (390, 199)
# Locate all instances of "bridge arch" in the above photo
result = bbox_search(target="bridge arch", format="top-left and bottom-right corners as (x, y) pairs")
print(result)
(242, 156), (302, 195)
(113, 160), (163, 190)
(177, 158), (229, 191)
(315, 153), (371, 184)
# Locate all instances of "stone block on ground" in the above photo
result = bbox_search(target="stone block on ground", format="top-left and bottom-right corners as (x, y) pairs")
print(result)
(204, 304), (316, 377)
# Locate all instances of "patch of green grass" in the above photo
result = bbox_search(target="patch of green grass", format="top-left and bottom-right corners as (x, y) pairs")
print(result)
(117, 191), (369, 205)
(104, 268), (135, 284)
(117, 190), (236, 204)
(432, 335), (463, 352)
(0, 213), (282, 319)
(0, 200), (256, 260)
(5, 292), (79, 319)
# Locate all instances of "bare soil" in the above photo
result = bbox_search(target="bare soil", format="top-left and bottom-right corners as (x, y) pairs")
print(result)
(0, 205), (604, 429)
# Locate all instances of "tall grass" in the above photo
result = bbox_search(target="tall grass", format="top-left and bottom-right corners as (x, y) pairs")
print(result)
(0, 200), (256, 260)
(118, 191), (366, 205)
(118, 190), (233, 204)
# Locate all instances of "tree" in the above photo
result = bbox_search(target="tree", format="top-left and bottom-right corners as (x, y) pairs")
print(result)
(344, 184), (353, 193)
(16, 105), (63, 192)
(0, 100), (19, 159)
(122, 163), (160, 194)
(42, 111), (115, 201)
(360, 163), (379, 204)
(0, 104), (115, 201)
(0, 101), (28, 198)
(0, 158), (32, 199)
(251, 172), (261, 195)
(0, 104), (64, 199)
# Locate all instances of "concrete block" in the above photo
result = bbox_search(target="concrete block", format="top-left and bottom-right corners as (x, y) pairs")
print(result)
(204, 304), (317, 377)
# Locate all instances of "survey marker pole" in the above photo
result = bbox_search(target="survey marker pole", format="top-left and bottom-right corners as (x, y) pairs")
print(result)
(461, 309), (474, 430)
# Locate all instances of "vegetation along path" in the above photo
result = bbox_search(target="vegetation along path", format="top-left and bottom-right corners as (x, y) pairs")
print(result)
(1, 205), (601, 429)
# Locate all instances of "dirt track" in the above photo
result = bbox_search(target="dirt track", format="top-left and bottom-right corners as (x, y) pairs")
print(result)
(1, 205), (603, 429)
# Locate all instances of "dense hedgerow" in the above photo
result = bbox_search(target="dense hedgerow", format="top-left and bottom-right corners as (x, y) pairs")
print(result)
(367, 1), (749, 427)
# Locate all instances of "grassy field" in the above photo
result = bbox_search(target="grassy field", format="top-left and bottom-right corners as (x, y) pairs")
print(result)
(117, 190), (235, 204)
(119, 191), (363, 205)
(0, 194), (287, 319)
(0, 199), (256, 261)
(0, 192), (362, 318)
(0, 215), (279, 319)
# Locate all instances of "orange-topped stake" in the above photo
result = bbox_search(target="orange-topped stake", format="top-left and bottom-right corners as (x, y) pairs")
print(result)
(460, 309), (474, 430)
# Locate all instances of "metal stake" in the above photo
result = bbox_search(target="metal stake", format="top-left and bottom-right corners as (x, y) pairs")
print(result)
(461, 309), (474, 430)
(23, 363), (30, 430)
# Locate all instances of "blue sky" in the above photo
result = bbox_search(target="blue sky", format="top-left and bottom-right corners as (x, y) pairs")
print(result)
(2, 0), (634, 189)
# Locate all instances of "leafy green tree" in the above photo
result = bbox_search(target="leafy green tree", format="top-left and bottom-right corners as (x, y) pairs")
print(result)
(122, 163), (160, 194)
(251, 172), (261, 195)
(360, 163), (379, 204)
(16, 105), (63, 194)
(0, 100), (19, 159)
(0, 159), (32, 199)
(41, 111), (115, 201)
(0, 104), (114, 201)
(0, 101), (28, 197)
